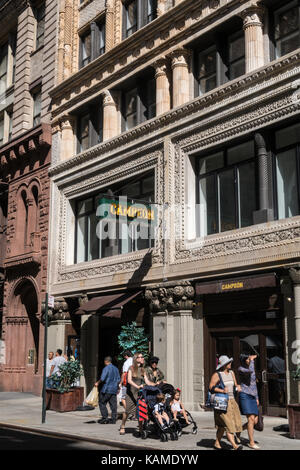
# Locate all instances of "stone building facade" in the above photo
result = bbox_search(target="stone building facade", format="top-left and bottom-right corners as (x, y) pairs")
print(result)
(48, 0), (300, 411)
(0, 0), (61, 395)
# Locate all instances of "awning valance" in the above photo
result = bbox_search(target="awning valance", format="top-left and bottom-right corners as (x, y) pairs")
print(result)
(75, 290), (143, 318)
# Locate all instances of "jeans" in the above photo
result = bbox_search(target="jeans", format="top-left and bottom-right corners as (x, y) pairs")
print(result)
(99, 392), (117, 421)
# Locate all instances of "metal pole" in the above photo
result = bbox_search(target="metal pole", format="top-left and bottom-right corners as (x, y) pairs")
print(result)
(42, 293), (49, 423)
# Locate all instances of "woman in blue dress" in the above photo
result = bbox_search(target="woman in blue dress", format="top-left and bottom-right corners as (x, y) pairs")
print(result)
(236, 354), (260, 449)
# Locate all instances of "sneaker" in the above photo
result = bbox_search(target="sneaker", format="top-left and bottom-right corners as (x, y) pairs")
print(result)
(107, 419), (117, 424)
(98, 418), (109, 424)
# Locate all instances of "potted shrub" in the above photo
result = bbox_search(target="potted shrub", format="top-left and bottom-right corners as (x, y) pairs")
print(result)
(288, 365), (300, 439)
(46, 360), (84, 412)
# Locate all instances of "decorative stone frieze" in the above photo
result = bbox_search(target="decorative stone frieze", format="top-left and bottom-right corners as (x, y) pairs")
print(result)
(145, 281), (195, 314)
(41, 297), (71, 324)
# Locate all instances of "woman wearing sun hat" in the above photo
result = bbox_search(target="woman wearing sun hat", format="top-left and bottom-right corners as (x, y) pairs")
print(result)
(209, 355), (243, 450)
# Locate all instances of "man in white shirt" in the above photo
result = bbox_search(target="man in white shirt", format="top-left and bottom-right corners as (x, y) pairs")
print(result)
(49, 349), (67, 378)
(119, 351), (133, 412)
(46, 351), (54, 388)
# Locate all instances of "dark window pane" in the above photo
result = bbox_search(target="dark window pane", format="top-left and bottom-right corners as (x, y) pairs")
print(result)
(199, 152), (224, 175)
(227, 141), (255, 165)
(76, 216), (87, 263)
(219, 169), (236, 232)
(79, 114), (90, 151)
(81, 33), (91, 67)
(125, 88), (138, 130)
(229, 35), (245, 62)
(98, 22), (105, 55)
(88, 213), (99, 261)
(77, 198), (93, 216)
(146, 0), (157, 24)
(275, 123), (300, 149)
(229, 58), (245, 80)
(276, 148), (299, 219)
(275, 5), (299, 39)
(198, 47), (217, 95)
(199, 174), (218, 236)
(239, 162), (256, 228)
(0, 116), (4, 145)
(126, 1), (137, 37)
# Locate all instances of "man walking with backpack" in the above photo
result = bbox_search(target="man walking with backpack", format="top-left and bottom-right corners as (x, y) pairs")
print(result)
(95, 356), (120, 424)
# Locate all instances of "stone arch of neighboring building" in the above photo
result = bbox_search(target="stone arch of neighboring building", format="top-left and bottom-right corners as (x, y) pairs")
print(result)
(5, 277), (41, 375)
(14, 179), (41, 255)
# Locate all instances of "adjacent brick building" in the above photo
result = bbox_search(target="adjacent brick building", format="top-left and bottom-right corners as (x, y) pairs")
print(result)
(0, 0), (59, 394)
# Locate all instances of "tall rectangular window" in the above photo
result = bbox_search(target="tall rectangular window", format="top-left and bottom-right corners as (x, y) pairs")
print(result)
(35, 3), (46, 49)
(80, 31), (91, 68)
(197, 46), (217, 95)
(123, 0), (157, 39)
(0, 114), (4, 146)
(122, 76), (156, 131)
(75, 173), (155, 263)
(274, 1), (300, 58)
(197, 141), (257, 236)
(228, 32), (245, 80)
(97, 21), (105, 56)
(275, 122), (300, 220)
(76, 100), (103, 153)
(32, 89), (41, 126)
(0, 42), (8, 95)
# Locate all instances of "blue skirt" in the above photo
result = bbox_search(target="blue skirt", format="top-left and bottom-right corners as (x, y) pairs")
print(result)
(239, 392), (258, 416)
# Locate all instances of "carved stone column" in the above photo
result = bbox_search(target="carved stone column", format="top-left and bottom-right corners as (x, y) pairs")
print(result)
(240, 3), (265, 73)
(153, 57), (171, 115)
(64, 0), (74, 79)
(170, 49), (191, 108)
(145, 281), (198, 409)
(105, 0), (115, 52)
(60, 116), (75, 160)
(102, 90), (119, 141)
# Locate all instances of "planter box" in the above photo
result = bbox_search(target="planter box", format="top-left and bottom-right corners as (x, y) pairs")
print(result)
(46, 387), (84, 412)
(288, 404), (300, 439)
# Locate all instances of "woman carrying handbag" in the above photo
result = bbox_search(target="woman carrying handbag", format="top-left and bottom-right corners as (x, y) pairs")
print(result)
(209, 355), (243, 450)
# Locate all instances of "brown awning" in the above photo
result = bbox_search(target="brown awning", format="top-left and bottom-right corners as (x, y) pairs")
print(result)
(75, 290), (143, 318)
(196, 273), (277, 295)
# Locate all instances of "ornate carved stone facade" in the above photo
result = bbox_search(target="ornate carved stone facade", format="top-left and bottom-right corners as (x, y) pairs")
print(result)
(48, 0), (300, 407)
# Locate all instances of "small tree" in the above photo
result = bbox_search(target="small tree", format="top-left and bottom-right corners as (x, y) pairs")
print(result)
(51, 360), (83, 393)
(118, 321), (149, 361)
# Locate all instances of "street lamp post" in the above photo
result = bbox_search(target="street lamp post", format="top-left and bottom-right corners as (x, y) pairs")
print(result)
(42, 293), (49, 423)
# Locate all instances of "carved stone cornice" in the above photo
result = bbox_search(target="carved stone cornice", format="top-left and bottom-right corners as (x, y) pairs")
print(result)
(41, 297), (71, 324)
(145, 281), (195, 314)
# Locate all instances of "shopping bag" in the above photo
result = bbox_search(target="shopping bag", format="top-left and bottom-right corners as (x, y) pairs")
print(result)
(85, 386), (99, 407)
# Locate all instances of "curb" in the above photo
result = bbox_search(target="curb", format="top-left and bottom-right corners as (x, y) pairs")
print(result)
(0, 422), (163, 450)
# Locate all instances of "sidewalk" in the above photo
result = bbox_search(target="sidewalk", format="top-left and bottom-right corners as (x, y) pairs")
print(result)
(0, 392), (299, 450)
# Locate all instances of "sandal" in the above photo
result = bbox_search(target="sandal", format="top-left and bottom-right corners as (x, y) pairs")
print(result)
(119, 426), (125, 435)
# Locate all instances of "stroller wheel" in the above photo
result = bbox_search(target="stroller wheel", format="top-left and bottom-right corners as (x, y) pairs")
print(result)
(160, 433), (168, 442)
(170, 432), (177, 441)
(141, 430), (148, 439)
(192, 428), (198, 435)
(177, 430), (182, 437)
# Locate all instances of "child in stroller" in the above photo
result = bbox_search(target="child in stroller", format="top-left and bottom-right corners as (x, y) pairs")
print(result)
(170, 388), (190, 425)
(137, 386), (178, 441)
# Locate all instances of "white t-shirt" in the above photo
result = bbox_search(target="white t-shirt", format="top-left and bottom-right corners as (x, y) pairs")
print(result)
(122, 357), (133, 373)
(51, 356), (67, 376)
(46, 359), (54, 377)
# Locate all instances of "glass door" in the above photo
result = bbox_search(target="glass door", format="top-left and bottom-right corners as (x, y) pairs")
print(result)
(213, 331), (287, 416)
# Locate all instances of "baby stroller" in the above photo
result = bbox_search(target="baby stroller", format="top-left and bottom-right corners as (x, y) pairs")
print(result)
(137, 386), (178, 442)
(158, 383), (198, 437)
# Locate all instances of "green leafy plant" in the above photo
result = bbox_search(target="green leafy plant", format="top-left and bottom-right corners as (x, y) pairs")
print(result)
(292, 365), (300, 381)
(118, 321), (149, 361)
(51, 360), (83, 393)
